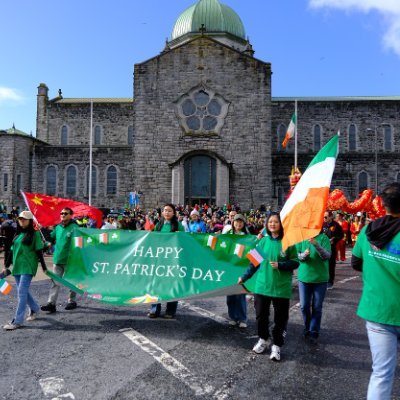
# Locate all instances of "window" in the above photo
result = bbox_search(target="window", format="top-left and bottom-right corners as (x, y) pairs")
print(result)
(349, 124), (356, 151)
(66, 166), (77, 196)
(176, 85), (229, 135)
(358, 171), (369, 193)
(384, 125), (392, 151)
(3, 173), (8, 192)
(86, 166), (97, 196)
(106, 166), (117, 195)
(128, 126), (134, 145)
(313, 125), (321, 152)
(277, 124), (286, 151)
(61, 126), (68, 145)
(94, 126), (101, 145)
(16, 174), (22, 195)
(396, 172), (400, 182)
(46, 166), (57, 196)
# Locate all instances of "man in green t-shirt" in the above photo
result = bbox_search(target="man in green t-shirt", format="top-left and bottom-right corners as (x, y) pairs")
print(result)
(352, 182), (400, 400)
(41, 207), (77, 313)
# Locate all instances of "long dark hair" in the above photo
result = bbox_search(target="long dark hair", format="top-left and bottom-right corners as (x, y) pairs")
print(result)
(156, 203), (179, 232)
(265, 212), (284, 239)
(15, 219), (35, 246)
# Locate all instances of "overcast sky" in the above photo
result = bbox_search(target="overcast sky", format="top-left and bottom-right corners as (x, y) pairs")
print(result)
(1, 0), (399, 134)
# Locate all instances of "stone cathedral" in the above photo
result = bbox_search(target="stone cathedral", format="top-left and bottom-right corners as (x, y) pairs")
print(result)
(1, 0), (399, 212)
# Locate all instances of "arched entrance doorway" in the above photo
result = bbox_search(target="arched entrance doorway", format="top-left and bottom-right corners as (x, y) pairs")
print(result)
(184, 155), (216, 205)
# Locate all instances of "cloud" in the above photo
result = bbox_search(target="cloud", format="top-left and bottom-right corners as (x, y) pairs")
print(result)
(309, 0), (400, 56)
(0, 87), (25, 104)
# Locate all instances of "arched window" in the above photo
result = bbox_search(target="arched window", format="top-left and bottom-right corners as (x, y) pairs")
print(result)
(66, 166), (77, 196)
(277, 124), (286, 151)
(94, 126), (101, 145)
(46, 166), (57, 196)
(61, 126), (68, 145)
(349, 124), (357, 151)
(128, 126), (134, 145)
(358, 171), (369, 193)
(106, 166), (117, 195)
(313, 125), (321, 152)
(86, 166), (97, 197)
(384, 125), (392, 151)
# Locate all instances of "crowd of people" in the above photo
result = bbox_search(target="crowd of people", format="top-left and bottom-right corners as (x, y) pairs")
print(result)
(1, 182), (400, 399)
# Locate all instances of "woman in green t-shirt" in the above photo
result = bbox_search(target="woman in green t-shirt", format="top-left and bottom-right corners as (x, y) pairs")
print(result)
(239, 212), (299, 361)
(3, 211), (47, 331)
(148, 203), (184, 319)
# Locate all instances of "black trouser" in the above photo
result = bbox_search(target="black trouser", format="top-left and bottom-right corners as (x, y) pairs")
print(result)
(328, 246), (337, 284)
(254, 294), (290, 347)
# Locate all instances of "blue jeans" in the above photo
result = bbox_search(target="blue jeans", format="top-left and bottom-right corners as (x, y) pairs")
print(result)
(14, 274), (39, 325)
(227, 294), (247, 322)
(366, 321), (400, 400)
(298, 281), (327, 338)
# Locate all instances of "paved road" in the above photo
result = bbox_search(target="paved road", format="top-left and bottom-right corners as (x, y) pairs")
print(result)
(1, 252), (399, 400)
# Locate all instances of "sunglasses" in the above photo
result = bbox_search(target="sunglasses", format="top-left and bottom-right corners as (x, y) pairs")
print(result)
(60, 212), (70, 216)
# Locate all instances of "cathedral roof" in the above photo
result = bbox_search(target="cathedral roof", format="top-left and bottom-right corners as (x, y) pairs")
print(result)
(4, 124), (30, 136)
(171, 0), (246, 41)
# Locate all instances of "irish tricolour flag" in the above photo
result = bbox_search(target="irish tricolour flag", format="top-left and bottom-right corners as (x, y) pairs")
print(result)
(0, 279), (12, 295)
(282, 113), (296, 148)
(280, 134), (339, 251)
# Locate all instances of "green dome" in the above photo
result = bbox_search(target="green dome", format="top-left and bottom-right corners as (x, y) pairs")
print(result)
(172, 0), (246, 41)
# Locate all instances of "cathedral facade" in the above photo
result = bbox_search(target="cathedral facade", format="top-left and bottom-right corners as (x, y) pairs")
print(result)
(1, 0), (399, 212)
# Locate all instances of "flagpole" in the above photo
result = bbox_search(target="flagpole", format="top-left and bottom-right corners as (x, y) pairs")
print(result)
(89, 100), (93, 206)
(294, 99), (298, 170)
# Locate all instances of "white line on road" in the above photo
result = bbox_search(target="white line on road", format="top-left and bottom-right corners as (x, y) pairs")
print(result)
(179, 300), (231, 325)
(336, 275), (360, 284)
(39, 377), (75, 399)
(120, 328), (230, 399)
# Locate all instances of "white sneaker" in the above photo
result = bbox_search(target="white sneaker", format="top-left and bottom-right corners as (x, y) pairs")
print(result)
(228, 320), (237, 326)
(270, 344), (281, 361)
(27, 310), (39, 321)
(238, 321), (247, 328)
(253, 338), (268, 354)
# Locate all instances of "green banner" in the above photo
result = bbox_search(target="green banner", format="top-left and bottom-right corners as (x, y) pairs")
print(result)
(48, 228), (260, 306)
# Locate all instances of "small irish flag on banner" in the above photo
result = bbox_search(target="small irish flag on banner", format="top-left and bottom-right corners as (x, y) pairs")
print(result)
(99, 232), (108, 244)
(207, 235), (217, 250)
(246, 248), (264, 267)
(282, 113), (296, 148)
(74, 236), (83, 248)
(0, 279), (12, 295)
(233, 243), (245, 258)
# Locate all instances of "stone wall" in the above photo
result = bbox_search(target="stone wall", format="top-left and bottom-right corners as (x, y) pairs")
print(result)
(133, 37), (272, 209)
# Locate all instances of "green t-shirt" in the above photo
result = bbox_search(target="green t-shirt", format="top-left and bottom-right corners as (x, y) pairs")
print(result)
(253, 236), (297, 299)
(155, 221), (185, 233)
(11, 230), (44, 276)
(296, 233), (330, 283)
(51, 222), (76, 265)
(353, 225), (400, 325)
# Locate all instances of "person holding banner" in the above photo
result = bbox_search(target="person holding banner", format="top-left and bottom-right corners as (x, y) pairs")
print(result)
(41, 207), (78, 313)
(148, 203), (185, 319)
(225, 214), (250, 328)
(238, 212), (298, 361)
(3, 211), (47, 331)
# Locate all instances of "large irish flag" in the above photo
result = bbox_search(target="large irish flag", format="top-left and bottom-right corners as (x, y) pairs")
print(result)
(280, 134), (339, 250)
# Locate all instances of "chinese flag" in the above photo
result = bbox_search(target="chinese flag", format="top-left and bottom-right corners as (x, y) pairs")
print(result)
(21, 192), (103, 228)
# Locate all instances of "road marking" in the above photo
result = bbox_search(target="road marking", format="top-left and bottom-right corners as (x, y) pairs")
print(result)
(179, 301), (231, 325)
(337, 275), (360, 284)
(120, 328), (229, 399)
(39, 377), (75, 399)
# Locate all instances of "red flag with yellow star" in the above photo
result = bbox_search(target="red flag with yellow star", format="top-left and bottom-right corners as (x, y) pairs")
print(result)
(21, 192), (103, 228)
